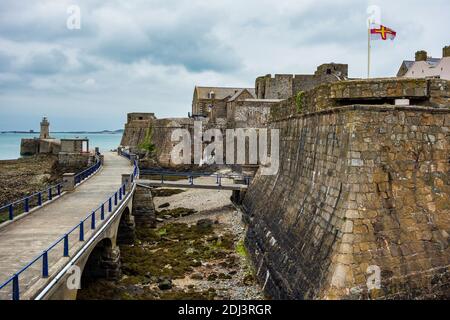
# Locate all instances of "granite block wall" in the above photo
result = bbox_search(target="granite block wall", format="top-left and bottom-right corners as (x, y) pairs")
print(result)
(243, 105), (450, 299)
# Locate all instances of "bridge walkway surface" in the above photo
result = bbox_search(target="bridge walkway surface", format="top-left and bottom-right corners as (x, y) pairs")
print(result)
(0, 152), (132, 299)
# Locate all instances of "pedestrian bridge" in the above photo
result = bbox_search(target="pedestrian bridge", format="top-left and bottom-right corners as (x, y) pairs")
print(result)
(0, 151), (138, 300)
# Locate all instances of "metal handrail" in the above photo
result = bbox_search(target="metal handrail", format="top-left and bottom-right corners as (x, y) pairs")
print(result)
(0, 158), (102, 223)
(0, 161), (139, 300)
(119, 148), (132, 160)
(0, 183), (62, 213)
(74, 159), (102, 186)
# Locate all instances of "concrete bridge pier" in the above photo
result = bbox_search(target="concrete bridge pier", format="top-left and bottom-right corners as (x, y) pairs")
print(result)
(81, 239), (121, 289)
(116, 207), (136, 245)
(132, 186), (156, 229)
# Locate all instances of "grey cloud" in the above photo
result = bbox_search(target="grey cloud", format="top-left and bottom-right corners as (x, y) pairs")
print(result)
(0, 2), (98, 43)
(19, 49), (68, 75)
(0, 52), (14, 72)
(0, 0), (449, 132)
(98, 33), (240, 72)
(91, 14), (241, 72)
(0, 1), (241, 73)
(287, 2), (367, 47)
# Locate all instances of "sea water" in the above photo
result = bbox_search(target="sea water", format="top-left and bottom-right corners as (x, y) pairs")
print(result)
(0, 133), (122, 160)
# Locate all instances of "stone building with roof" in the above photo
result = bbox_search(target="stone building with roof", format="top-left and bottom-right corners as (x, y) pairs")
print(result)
(191, 86), (256, 120)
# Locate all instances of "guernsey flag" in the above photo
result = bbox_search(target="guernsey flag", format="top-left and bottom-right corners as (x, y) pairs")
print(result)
(370, 24), (397, 40)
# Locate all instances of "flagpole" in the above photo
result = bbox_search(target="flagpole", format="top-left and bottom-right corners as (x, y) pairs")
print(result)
(367, 20), (371, 79)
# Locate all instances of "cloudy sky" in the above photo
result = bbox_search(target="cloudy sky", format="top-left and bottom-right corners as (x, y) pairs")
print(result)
(0, 0), (449, 131)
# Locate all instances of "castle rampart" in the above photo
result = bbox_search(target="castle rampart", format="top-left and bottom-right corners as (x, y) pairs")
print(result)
(255, 63), (348, 100)
(242, 77), (450, 299)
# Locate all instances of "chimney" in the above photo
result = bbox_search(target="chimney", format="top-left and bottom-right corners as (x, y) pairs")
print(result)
(415, 50), (428, 61)
(443, 45), (450, 58)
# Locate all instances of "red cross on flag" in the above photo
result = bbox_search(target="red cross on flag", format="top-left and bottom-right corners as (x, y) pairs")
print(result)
(370, 24), (397, 40)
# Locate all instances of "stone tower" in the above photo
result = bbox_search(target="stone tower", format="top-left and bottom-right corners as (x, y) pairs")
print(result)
(40, 116), (50, 139)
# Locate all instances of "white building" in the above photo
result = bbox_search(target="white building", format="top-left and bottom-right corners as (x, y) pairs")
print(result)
(398, 45), (450, 80)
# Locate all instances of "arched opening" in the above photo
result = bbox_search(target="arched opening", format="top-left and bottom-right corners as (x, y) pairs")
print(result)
(117, 207), (136, 245)
(77, 238), (121, 300)
(80, 238), (120, 289)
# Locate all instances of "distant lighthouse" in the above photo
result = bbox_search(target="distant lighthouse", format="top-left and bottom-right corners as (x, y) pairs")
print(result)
(40, 116), (50, 139)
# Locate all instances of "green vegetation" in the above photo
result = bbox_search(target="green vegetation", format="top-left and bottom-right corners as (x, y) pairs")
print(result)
(235, 239), (249, 258)
(146, 174), (187, 181)
(77, 222), (237, 300)
(158, 288), (216, 300)
(151, 188), (185, 197)
(295, 91), (305, 113)
(124, 223), (235, 280)
(138, 126), (156, 154)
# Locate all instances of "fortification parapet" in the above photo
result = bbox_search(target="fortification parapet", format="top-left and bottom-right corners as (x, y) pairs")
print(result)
(270, 78), (450, 122)
(255, 63), (348, 100)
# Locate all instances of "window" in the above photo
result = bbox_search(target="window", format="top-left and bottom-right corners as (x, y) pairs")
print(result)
(326, 68), (332, 74)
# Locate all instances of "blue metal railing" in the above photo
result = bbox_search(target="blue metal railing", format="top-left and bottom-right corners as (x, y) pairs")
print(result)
(140, 169), (252, 186)
(0, 184), (62, 223)
(119, 148), (132, 160)
(119, 148), (139, 182)
(0, 161), (138, 300)
(0, 158), (102, 224)
(74, 160), (102, 186)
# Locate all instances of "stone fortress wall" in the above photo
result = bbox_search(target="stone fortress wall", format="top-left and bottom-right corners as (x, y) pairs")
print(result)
(121, 114), (194, 167)
(255, 63), (348, 100)
(120, 63), (350, 167)
(150, 118), (194, 166)
(120, 113), (157, 147)
(243, 78), (450, 299)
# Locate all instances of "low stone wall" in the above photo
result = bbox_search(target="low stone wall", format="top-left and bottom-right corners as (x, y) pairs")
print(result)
(20, 139), (39, 156)
(58, 153), (91, 167)
(243, 105), (450, 299)
(270, 78), (450, 121)
(20, 138), (61, 156)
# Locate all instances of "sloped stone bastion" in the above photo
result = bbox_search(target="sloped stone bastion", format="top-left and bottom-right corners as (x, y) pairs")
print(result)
(243, 78), (450, 299)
